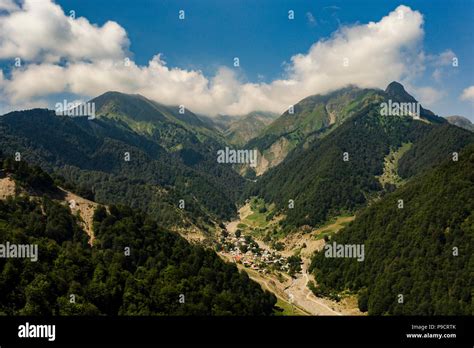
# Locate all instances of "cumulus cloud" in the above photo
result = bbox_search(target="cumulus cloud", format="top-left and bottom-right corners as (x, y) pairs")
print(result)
(460, 86), (474, 102)
(0, 0), (129, 62)
(0, 2), (444, 115)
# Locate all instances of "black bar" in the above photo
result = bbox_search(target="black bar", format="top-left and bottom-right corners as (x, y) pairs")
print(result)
(0, 316), (472, 346)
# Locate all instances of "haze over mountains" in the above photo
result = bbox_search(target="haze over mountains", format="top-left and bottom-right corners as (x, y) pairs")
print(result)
(206, 111), (279, 146)
(445, 115), (474, 132)
(0, 81), (472, 316)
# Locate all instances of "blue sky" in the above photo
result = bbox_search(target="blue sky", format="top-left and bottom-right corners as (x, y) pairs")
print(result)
(1, 0), (473, 118)
(55, 0), (473, 81)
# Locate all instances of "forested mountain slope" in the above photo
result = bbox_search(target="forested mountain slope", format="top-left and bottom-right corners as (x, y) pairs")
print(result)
(0, 152), (277, 315)
(246, 84), (474, 230)
(92, 91), (220, 148)
(309, 144), (474, 315)
(0, 108), (243, 227)
(246, 82), (447, 176)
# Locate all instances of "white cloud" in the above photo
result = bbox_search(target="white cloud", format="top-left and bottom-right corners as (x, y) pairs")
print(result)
(411, 86), (445, 106)
(0, 2), (443, 115)
(460, 86), (474, 102)
(0, 0), (129, 62)
(0, 0), (19, 12)
(429, 49), (456, 67)
(427, 49), (456, 82)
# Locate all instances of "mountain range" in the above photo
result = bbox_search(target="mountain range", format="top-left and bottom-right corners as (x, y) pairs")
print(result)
(0, 81), (472, 315)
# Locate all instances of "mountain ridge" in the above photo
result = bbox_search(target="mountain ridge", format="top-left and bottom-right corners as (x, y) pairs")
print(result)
(245, 81), (443, 175)
(0, 108), (244, 230)
(245, 82), (474, 229)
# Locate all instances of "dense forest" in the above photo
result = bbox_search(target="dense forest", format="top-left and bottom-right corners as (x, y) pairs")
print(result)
(397, 123), (474, 178)
(309, 145), (474, 315)
(0, 153), (276, 315)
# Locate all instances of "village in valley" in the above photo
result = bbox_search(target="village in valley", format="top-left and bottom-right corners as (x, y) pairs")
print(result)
(216, 227), (302, 277)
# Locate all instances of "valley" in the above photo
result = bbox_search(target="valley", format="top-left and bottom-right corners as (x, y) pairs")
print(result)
(0, 7), (472, 348)
(0, 81), (472, 316)
(218, 200), (360, 316)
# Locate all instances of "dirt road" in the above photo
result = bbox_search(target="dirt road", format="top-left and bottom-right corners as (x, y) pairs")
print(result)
(284, 263), (342, 315)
